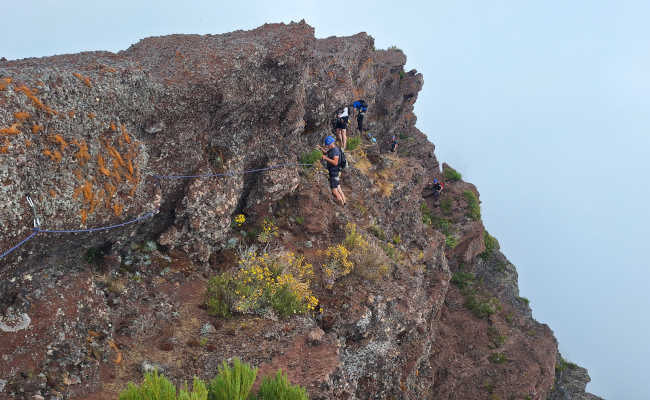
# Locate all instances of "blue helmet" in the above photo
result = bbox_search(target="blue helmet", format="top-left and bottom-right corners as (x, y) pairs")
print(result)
(434, 178), (438, 184)
(324, 136), (335, 146)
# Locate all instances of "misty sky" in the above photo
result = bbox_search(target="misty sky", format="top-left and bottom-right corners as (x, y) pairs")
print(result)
(3, 1), (649, 398)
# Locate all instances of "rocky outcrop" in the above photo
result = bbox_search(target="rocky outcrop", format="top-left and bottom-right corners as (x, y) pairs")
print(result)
(0, 22), (598, 399)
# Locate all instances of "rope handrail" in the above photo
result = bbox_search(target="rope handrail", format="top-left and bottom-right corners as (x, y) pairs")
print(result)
(0, 162), (315, 261)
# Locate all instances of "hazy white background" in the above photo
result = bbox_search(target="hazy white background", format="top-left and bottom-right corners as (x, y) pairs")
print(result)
(4, 1), (649, 398)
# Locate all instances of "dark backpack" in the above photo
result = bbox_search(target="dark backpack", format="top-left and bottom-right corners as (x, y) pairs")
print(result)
(338, 147), (348, 169)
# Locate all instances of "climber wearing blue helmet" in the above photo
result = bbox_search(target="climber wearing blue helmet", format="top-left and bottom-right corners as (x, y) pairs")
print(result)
(424, 178), (445, 199)
(320, 135), (347, 206)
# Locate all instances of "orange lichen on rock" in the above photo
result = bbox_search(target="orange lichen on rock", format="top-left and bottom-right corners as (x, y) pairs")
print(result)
(31, 124), (42, 134)
(112, 203), (124, 216)
(110, 122), (117, 132)
(121, 124), (131, 144)
(74, 180), (93, 204)
(72, 72), (92, 88)
(14, 111), (30, 121)
(97, 154), (111, 176)
(25, 139), (32, 147)
(0, 77), (11, 91)
(43, 149), (62, 162)
(49, 189), (57, 198)
(68, 110), (75, 118)
(0, 123), (21, 135)
(106, 143), (125, 167)
(49, 134), (68, 152)
(80, 209), (88, 224)
(73, 168), (83, 180)
(88, 112), (96, 119)
(14, 85), (57, 115)
(0, 139), (8, 154)
(126, 159), (135, 176)
(104, 182), (116, 205)
(72, 139), (91, 165)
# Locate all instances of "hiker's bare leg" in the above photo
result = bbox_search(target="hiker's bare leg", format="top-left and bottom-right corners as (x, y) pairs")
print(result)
(341, 129), (347, 150)
(337, 187), (346, 204)
(332, 188), (344, 205)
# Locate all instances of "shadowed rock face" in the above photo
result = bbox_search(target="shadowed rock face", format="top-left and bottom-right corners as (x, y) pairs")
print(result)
(0, 22), (598, 400)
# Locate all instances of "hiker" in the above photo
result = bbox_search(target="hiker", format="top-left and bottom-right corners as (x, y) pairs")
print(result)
(352, 100), (368, 133)
(424, 178), (445, 199)
(335, 106), (349, 150)
(320, 135), (346, 206)
(389, 134), (398, 152)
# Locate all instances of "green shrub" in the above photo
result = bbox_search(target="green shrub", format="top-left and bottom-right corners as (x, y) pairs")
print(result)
(443, 167), (462, 182)
(451, 271), (475, 290)
(556, 356), (579, 373)
(399, 133), (408, 140)
(346, 137), (360, 151)
(465, 294), (499, 318)
(399, 70), (405, 79)
(488, 352), (507, 364)
(440, 197), (452, 215)
(84, 247), (105, 265)
(208, 359), (257, 400)
(483, 231), (498, 253)
(392, 234), (401, 245)
(119, 370), (208, 400)
(256, 370), (309, 400)
(271, 285), (306, 318)
(300, 149), (322, 166)
(295, 216), (304, 225)
(369, 224), (386, 241)
(517, 296), (530, 306)
(206, 274), (234, 318)
(420, 203), (433, 225)
(445, 235), (458, 249)
(463, 190), (481, 220)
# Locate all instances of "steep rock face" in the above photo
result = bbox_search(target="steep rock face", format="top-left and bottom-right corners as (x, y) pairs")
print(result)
(0, 22), (598, 400)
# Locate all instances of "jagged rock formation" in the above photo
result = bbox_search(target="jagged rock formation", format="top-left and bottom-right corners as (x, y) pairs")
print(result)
(0, 22), (600, 399)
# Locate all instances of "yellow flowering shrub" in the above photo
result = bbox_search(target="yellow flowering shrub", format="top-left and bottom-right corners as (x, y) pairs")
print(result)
(257, 218), (279, 243)
(206, 251), (318, 319)
(321, 223), (390, 287)
(321, 245), (353, 289)
(234, 214), (246, 227)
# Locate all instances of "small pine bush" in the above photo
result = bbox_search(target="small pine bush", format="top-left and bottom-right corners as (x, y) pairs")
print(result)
(207, 359), (257, 400)
(346, 137), (361, 151)
(256, 370), (309, 400)
(119, 370), (208, 400)
(300, 149), (322, 166)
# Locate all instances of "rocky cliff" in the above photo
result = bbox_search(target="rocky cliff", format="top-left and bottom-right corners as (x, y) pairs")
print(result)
(0, 22), (601, 399)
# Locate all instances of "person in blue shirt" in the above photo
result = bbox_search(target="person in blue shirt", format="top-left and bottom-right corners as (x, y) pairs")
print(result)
(320, 135), (347, 206)
(352, 100), (368, 133)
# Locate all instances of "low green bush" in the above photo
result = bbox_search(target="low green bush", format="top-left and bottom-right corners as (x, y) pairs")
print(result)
(445, 235), (458, 249)
(346, 137), (361, 151)
(440, 197), (452, 215)
(463, 190), (481, 220)
(120, 360), (310, 400)
(488, 352), (507, 364)
(300, 149), (322, 166)
(256, 370), (309, 400)
(443, 167), (462, 182)
(465, 294), (499, 318)
(451, 271), (475, 290)
(369, 224), (386, 241)
(420, 203), (433, 225)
